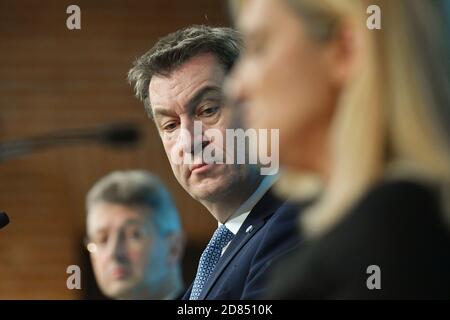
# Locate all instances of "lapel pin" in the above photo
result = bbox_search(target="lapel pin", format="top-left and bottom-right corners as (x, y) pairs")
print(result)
(246, 225), (254, 233)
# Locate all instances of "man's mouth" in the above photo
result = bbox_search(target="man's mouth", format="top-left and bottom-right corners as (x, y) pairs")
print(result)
(110, 266), (129, 280)
(189, 163), (213, 175)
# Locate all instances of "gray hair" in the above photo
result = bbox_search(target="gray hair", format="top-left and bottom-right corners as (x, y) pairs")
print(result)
(86, 170), (181, 235)
(127, 25), (243, 117)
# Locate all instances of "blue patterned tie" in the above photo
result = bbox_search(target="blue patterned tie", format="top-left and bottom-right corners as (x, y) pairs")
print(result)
(189, 224), (234, 300)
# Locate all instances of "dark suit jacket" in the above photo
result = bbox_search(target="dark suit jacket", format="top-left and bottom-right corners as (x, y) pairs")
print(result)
(183, 189), (305, 300)
(268, 180), (450, 299)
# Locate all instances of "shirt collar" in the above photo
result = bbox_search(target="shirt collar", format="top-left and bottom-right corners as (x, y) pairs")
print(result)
(219, 174), (278, 235)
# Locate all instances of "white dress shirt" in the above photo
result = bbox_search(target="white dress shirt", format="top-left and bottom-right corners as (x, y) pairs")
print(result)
(219, 175), (278, 255)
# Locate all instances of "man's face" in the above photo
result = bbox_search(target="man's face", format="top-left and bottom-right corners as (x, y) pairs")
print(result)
(87, 203), (167, 299)
(149, 53), (253, 203)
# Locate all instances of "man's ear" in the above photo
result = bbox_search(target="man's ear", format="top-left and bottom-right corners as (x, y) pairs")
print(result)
(166, 232), (185, 266)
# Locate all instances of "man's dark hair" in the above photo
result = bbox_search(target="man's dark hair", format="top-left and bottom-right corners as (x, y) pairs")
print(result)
(127, 25), (243, 117)
(86, 170), (181, 236)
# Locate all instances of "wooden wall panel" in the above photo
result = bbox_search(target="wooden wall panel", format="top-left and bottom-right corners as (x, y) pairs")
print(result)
(0, 0), (229, 299)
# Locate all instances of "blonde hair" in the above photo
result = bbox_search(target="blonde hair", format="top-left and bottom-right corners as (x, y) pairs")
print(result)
(233, 0), (450, 237)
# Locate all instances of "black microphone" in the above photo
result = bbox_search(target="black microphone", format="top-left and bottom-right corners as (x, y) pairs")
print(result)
(98, 123), (141, 146)
(0, 123), (141, 163)
(0, 212), (9, 229)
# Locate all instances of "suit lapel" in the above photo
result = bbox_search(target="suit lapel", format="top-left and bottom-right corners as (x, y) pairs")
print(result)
(198, 189), (284, 299)
(182, 283), (193, 300)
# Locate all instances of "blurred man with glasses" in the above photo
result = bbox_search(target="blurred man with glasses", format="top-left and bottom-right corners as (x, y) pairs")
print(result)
(85, 170), (184, 299)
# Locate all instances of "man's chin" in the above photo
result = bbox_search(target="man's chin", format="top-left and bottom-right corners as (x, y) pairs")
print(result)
(183, 164), (240, 201)
(189, 181), (233, 202)
(103, 280), (138, 299)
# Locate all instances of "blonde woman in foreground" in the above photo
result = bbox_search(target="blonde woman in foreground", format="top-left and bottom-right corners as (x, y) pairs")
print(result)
(226, 0), (450, 298)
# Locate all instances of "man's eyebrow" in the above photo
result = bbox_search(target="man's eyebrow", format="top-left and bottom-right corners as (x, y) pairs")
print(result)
(122, 219), (142, 227)
(152, 85), (222, 119)
(89, 226), (107, 238)
(186, 85), (223, 114)
(89, 219), (142, 237)
(153, 106), (176, 118)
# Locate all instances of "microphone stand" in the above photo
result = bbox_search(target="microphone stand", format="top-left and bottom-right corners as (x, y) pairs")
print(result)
(0, 123), (141, 229)
(0, 123), (140, 163)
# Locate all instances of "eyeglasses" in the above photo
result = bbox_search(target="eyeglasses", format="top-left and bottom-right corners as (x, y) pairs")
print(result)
(85, 225), (150, 254)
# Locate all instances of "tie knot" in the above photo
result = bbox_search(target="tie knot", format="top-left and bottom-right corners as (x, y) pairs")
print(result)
(209, 224), (234, 250)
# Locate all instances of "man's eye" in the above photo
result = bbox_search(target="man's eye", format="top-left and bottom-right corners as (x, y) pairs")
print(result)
(130, 230), (143, 240)
(95, 235), (108, 245)
(198, 106), (219, 117)
(124, 228), (145, 241)
(162, 121), (178, 132)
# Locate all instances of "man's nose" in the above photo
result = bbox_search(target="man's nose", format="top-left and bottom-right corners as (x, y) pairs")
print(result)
(109, 235), (127, 263)
(178, 120), (209, 155)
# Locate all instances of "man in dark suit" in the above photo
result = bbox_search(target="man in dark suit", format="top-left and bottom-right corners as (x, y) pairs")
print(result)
(127, 25), (303, 300)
